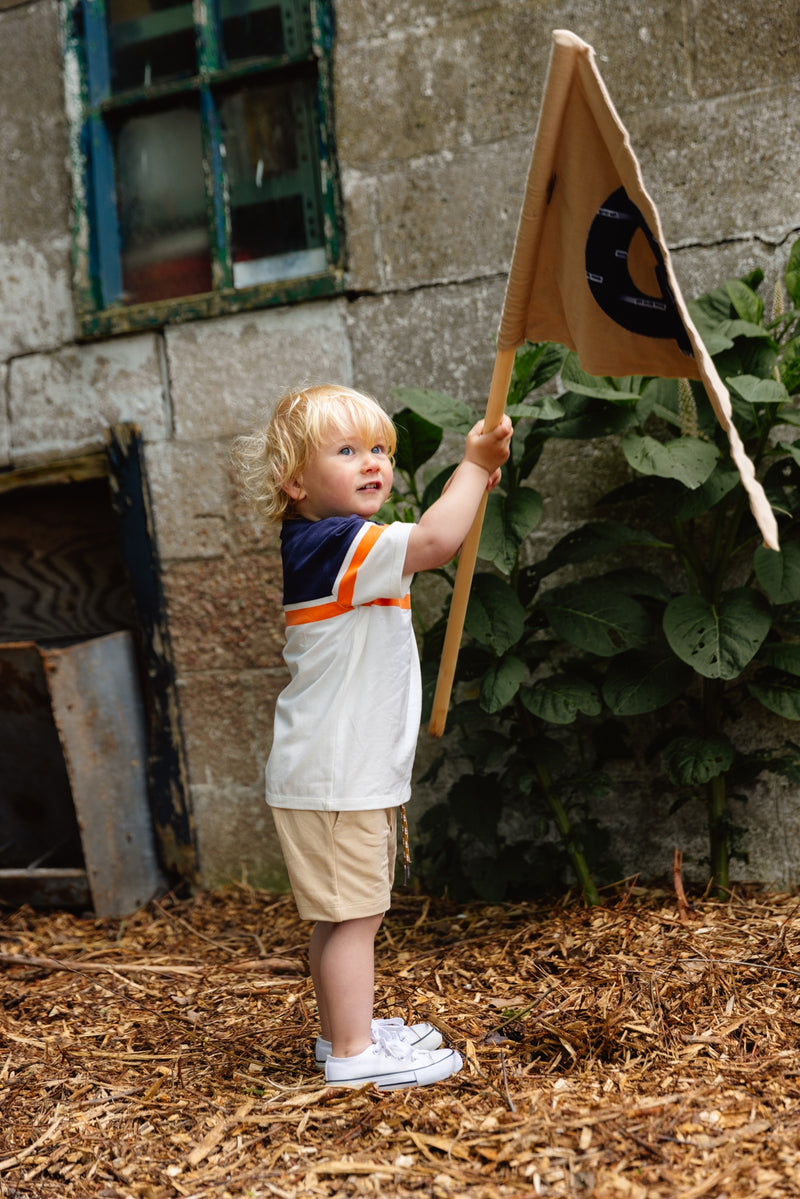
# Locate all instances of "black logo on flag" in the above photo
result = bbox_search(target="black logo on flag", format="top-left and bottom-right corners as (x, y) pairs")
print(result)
(585, 187), (693, 357)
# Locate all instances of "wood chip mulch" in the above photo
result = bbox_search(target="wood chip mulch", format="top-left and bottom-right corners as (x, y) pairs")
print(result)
(2, 878), (800, 1198)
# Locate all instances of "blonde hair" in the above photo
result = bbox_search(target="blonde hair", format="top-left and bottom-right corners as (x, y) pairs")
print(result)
(231, 384), (397, 523)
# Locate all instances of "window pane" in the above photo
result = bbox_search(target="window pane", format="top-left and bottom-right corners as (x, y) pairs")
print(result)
(220, 79), (325, 288)
(220, 0), (312, 65)
(106, 0), (197, 93)
(113, 104), (213, 304)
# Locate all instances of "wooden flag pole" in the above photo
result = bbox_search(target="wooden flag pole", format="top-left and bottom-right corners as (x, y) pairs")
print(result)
(428, 345), (517, 737)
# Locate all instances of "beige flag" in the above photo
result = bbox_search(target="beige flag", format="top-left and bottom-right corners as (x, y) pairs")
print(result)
(429, 28), (778, 737)
(498, 28), (778, 548)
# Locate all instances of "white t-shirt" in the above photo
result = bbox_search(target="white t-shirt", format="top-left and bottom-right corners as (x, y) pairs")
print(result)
(265, 516), (420, 811)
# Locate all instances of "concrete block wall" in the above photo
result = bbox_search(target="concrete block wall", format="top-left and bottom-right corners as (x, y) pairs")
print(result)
(0, 0), (798, 891)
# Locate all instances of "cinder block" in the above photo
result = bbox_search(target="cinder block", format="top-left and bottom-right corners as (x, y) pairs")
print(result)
(145, 439), (231, 561)
(691, 0), (800, 99)
(0, 239), (75, 361)
(368, 140), (529, 289)
(163, 555), (286, 675)
(334, 4), (690, 171)
(626, 86), (800, 243)
(671, 239), (790, 309)
(175, 669), (285, 788)
(0, 4), (76, 356)
(9, 336), (169, 463)
(347, 278), (507, 404)
(190, 783), (287, 891)
(166, 302), (353, 442)
(0, 363), (8, 466)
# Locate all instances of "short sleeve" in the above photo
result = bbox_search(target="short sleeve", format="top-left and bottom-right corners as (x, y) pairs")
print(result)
(349, 522), (414, 606)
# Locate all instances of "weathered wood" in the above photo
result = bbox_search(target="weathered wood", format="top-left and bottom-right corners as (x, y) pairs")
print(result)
(105, 423), (198, 883)
(0, 451), (107, 495)
(43, 631), (166, 917)
(0, 868), (91, 910)
(0, 476), (135, 643)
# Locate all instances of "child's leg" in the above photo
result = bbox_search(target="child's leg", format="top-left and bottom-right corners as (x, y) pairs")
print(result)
(309, 913), (383, 1057)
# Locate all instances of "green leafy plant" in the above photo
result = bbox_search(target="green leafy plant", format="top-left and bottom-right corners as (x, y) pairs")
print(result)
(389, 239), (800, 902)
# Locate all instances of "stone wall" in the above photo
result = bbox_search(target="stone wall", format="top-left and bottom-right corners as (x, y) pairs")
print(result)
(1, 0), (799, 891)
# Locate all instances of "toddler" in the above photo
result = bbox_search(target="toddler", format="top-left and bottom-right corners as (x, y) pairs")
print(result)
(233, 384), (512, 1089)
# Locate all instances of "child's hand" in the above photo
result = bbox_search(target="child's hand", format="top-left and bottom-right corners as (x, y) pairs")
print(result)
(464, 414), (513, 477)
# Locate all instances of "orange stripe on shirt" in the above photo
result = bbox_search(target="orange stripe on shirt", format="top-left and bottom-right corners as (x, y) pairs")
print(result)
(285, 594), (410, 626)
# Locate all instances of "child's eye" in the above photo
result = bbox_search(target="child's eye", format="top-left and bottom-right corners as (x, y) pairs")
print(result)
(338, 446), (354, 456)
(371, 445), (386, 455)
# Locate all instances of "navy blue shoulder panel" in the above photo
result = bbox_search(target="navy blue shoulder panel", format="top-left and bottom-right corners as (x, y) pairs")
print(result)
(280, 516), (368, 605)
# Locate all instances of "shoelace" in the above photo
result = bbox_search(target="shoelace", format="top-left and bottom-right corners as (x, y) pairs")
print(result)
(371, 1024), (413, 1061)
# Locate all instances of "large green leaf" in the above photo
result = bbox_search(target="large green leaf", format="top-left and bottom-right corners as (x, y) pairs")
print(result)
(506, 394), (565, 421)
(753, 542), (800, 604)
(479, 487), (543, 574)
(602, 646), (692, 716)
(748, 670), (800, 720)
(763, 456), (800, 520)
(663, 588), (772, 679)
(602, 568), (673, 603)
(391, 387), (476, 434)
(713, 318), (772, 345)
(508, 342), (568, 403)
(535, 522), (666, 578)
(772, 602), (800, 639)
(725, 279), (764, 326)
(728, 375), (790, 406)
(480, 654), (526, 713)
(671, 463), (740, 521)
(622, 433), (719, 489)
(541, 581), (650, 658)
(560, 353), (642, 401)
(758, 642), (800, 676)
(393, 407), (442, 475)
(420, 465), (456, 511)
(786, 238), (800, 306)
(465, 574), (526, 655)
(522, 673), (601, 725)
(779, 336), (800, 396)
(662, 734), (735, 785)
(689, 287), (736, 334)
(537, 392), (640, 440)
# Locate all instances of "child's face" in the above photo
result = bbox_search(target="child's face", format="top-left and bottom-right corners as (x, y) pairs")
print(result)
(286, 422), (394, 521)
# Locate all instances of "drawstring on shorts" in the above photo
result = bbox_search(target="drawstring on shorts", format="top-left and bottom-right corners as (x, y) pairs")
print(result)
(400, 804), (411, 884)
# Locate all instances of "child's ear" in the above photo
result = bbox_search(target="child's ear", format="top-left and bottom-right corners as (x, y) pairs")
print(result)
(282, 478), (306, 501)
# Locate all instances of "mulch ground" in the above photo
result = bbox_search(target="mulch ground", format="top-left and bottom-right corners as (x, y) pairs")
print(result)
(2, 878), (800, 1198)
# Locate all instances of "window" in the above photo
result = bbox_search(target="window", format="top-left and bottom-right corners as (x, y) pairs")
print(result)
(62, 0), (343, 337)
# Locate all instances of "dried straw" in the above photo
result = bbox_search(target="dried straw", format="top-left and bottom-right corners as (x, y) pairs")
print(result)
(2, 877), (800, 1197)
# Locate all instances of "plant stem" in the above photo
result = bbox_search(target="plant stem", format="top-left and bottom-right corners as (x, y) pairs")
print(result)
(702, 675), (729, 897)
(533, 758), (602, 907)
(708, 773), (729, 897)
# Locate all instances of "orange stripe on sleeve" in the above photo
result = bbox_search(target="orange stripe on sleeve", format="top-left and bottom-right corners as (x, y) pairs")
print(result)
(337, 523), (383, 607)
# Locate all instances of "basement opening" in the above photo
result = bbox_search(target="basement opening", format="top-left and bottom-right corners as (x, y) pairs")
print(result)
(0, 427), (197, 916)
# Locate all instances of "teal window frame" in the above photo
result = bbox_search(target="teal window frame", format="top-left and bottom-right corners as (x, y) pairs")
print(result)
(61, 0), (343, 339)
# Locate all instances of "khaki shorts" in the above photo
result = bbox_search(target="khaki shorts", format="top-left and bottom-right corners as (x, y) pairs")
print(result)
(271, 807), (398, 923)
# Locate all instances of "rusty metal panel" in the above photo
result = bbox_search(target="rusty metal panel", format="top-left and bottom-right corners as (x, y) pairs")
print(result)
(43, 631), (166, 918)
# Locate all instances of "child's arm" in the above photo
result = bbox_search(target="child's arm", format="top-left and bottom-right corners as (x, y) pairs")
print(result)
(403, 415), (513, 575)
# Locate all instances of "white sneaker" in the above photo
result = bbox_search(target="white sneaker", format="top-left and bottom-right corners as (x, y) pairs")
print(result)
(324, 1031), (462, 1091)
(315, 1017), (442, 1067)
